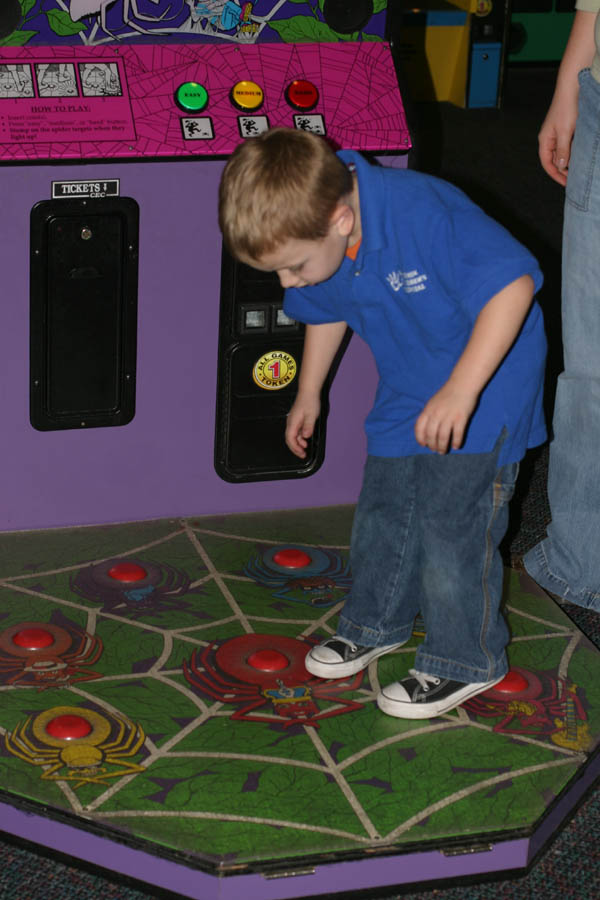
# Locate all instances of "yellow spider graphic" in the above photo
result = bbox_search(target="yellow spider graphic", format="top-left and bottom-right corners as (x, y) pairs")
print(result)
(5, 705), (146, 789)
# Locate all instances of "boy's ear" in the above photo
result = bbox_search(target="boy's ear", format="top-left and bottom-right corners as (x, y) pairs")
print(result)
(331, 202), (355, 237)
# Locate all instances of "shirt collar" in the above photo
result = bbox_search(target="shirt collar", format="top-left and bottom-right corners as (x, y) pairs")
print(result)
(337, 149), (389, 255)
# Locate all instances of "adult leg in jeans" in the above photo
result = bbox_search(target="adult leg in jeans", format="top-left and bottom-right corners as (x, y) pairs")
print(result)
(524, 69), (600, 612)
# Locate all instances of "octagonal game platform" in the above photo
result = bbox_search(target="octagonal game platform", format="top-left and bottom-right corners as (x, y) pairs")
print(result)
(1, 506), (600, 899)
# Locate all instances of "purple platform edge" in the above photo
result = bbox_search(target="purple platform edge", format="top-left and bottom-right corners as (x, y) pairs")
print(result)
(2, 752), (600, 900)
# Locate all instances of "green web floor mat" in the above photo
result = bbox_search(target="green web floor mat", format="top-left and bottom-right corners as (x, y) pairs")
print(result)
(1, 507), (599, 900)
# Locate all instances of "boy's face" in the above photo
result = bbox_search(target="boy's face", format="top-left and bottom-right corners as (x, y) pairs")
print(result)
(245, 202), (356, 290)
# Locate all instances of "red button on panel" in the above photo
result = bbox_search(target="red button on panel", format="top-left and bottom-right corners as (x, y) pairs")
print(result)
(285, 79), (319, 112)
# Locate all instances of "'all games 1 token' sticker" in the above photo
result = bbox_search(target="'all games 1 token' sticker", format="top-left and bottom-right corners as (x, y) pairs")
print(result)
(253, 351), (297, 390)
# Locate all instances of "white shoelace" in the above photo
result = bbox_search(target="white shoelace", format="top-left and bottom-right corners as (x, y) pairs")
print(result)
(409, 669), (441, 691)
(330, 635), (358, 652)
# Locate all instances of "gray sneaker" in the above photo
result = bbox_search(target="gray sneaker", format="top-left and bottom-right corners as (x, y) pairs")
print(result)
(305, 635), (406, 678)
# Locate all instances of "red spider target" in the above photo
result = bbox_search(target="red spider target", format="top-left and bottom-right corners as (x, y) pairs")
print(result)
(183, 634), (366, 729)
(0, 620), (103, 689)
(464, 665), (592, 751)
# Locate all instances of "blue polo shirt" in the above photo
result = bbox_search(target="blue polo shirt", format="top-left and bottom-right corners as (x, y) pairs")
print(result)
(283, 151), (547, 465)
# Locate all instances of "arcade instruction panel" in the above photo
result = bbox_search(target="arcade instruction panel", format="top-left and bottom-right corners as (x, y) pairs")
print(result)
(0, 42), (411, 160)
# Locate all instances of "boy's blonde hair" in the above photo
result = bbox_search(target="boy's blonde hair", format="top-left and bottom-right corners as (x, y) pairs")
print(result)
(218, 128), (353, 261)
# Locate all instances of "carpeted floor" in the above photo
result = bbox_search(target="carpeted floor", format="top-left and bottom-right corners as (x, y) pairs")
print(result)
(3, 65), (599, 900)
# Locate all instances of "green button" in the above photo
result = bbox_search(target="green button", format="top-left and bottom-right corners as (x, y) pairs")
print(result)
(175, 82), (209, 113)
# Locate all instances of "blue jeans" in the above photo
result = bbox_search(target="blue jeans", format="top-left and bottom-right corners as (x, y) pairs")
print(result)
(338, 445), (518, 683)
(525, 69), (600, 612)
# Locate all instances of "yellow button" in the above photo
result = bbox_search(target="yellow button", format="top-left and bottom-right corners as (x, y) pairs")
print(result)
(230, 80), (264, 111)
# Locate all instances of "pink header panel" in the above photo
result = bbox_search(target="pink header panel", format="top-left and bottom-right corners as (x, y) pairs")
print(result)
(0, 42), (410, 162)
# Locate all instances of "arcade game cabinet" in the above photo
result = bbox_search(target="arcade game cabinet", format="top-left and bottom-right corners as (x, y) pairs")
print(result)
(388, 0), (512, 107)
(509, 0), (575, 63)
(0, 5), (410, 534)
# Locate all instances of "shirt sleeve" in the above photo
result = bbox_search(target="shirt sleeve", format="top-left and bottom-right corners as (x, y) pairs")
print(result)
(283, 284), (346, 325)
(433, 206), (543, 320)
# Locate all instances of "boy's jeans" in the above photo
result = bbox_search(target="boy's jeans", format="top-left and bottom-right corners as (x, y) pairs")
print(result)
(337, 447), (518, 684)
(524, 69), (600, 612)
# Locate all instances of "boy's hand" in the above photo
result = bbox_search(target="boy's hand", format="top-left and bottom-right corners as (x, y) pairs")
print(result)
(285, 391), (321, 458)
(415, 384), (478, 454)
(415, 274), (536, 454)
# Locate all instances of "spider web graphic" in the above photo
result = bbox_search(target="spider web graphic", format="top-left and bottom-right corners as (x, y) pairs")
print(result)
(2, 511), (600, 869)
(0, 42), (410, 162)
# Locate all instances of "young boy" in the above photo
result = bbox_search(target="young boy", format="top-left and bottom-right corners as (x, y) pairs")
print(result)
(218, 127), (547, 720)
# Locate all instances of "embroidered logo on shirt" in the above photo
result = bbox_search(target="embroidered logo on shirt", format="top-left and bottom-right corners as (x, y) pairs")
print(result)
(386, 269), (428, 294)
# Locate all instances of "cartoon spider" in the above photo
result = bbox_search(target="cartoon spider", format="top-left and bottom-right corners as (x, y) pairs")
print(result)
(70, 557), (199, 620)
(464, 666), (592, 752)
(244, 544), (352, 608)
(183, 633), (366, 728)
(0, 620), (102, 690)
(5, 705), (146, 789)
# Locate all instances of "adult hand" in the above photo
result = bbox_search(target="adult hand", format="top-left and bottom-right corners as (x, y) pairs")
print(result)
(538, 95), (577, 186)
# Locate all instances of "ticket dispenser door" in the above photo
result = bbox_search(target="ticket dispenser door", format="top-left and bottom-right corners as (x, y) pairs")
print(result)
(215, 248), (338, 483)
(30, 197), (139, 431)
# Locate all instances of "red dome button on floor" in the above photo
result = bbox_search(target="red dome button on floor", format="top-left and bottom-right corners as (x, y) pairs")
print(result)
(45, 714), (93, 740)
(12, 627), (55, 650)
(272, 548), (312, 568)
(493, 670), (529, 693)
(108, 562), (148, 583)
(247, 649), (290, 671)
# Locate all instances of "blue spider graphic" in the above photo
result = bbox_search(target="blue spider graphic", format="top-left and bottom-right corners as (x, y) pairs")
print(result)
(244, 544), (352, 608)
